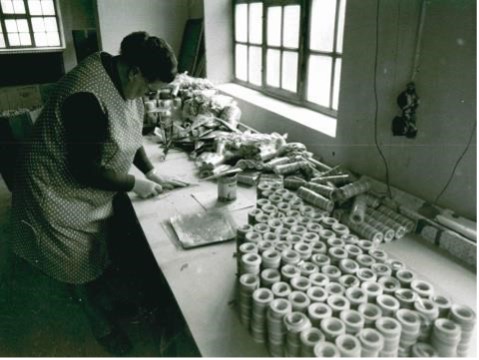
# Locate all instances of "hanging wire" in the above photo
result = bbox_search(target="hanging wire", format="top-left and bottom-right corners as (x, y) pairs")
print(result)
(433, 121), (477, 205)
(372, 0), (393, 198)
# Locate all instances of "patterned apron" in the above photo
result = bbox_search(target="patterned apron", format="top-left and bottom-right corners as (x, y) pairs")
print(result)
(10, 52), (144, 284)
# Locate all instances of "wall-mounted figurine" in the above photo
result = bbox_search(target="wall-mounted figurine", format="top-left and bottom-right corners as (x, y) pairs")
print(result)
(392, 82), (419, 138)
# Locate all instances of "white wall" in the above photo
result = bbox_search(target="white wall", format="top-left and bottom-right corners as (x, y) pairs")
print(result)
(59, 0), (98, 72)
(336, 0), (476, 219)
(96, 0), (189, 56)
(204, 0), (477, 219)
(204, 0), (233, 84)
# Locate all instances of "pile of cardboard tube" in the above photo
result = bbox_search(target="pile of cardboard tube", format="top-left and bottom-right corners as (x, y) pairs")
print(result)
(233, 185), (476, 357)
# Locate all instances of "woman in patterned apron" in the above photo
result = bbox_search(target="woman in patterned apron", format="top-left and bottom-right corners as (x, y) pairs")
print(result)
(9, 32), (185, 355)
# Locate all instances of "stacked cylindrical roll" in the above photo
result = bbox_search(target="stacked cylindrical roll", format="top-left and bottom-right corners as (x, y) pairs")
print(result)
(358, 303), (383, 328)
(251, 288), (274, 343)
(357, 328), (384, 357)
(430, 295), (452, 318)
(414, 298), (439, 342)
(284, 312), (312, 356)
(395, 309), (421, 357)
(335, 334), (362, 357)
(376, 205), (415, 232)
(321, 317), (347, 342)
(364, 215), (396, 242)
(336, 179), (371, 202)
(340, 309), (364, 335)
(267, 298), (292, 356)
(342, 217), (384, 244)
(299, 327), (325, 357)
(448, 304), (476, 357)
(375, 317), (402, 357)
(411, 342), (438, 357)
(431, 318), (461, 357)
(313, 341), (341, 357)
(297, 186), (335, 212)
(349, 194), (368, 224)
(240, 252), (261, 276)
(238, 274), (260, 327)
(305, 182), (336, 199)
(367, 208), (407, 240)
(233, 183), (471, 358)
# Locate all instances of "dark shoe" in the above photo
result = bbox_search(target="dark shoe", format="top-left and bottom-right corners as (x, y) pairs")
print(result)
(96, 326), (133, 356)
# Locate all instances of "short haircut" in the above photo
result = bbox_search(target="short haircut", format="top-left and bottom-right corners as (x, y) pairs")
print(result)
(120, 31), (178, 83)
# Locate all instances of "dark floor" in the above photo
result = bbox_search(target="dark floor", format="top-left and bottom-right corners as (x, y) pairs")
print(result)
(0, 178), (200, 357)
(0, 258), (200, 357)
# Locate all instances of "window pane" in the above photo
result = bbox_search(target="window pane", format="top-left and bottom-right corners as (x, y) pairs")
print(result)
(5, 19), (17, 32)
(332, 58), (342, 110)
(235, 44), (247, 81)
(248, 45), (262, 86)
(31, 17), (45, 32)
(248, 2), (262, 45)
(44, 17), (57, 32)
(266, 49), (280, 88)
(0, 34), (5, 47)
(307, 55), (332, 107)
(28, 0), (42, 15)
(16, 19), (29, 33)
(8, 32), (20, 46)
(19, 32), (31, 45)
(41, 0), (54, 15)
(235, 4), (247, 42)
(34, 31), (47, 46)
(267, 6), (281, 46)
(46, 31), (59, 46)
(1, 0), (14, 14)
(310, 0), (336, 52)
(283, 5), (300, 49)
(336, 0), (347, 53)
(13, 0), (25, 13)
(281, 51), (298, 93)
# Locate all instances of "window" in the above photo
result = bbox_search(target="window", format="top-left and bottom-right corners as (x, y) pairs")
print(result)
(233, 0), (347, 117)
(0, 0), (64, 52)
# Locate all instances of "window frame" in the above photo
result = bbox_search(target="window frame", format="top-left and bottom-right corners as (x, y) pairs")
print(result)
(233, 0), (345, 118)
(0, 0), (66, 53)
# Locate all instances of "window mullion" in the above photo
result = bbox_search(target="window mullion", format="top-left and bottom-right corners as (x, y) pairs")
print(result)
(24, 0), (36, 47)
(261, 2), (267, 88)
(0, 18), (11, 48)
(234, 0), (340, 117)
(246, 2), (250, 83)
(297, 0), (308, 102)
(279, 5), (285, 88)
(329, 0), (341, 109)
(0, 0), (65, 51)
(232, 1), (237, 80)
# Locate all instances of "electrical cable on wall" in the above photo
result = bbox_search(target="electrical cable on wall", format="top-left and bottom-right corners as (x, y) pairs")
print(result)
(433, 121), (477, 205)
(372, 0), (393, 198)
(392, 0), (425, 138)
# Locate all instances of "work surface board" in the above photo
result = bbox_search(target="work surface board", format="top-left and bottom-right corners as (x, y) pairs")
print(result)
(129, 138), (477, 357)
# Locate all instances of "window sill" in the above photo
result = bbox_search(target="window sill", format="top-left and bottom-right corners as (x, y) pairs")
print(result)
(217, 83), (337, 138)
(0, 47), (65, 54)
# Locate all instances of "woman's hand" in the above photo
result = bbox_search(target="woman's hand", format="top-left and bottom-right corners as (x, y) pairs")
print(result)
(145, 169), (189, 191)
(132, 178), (163, 198)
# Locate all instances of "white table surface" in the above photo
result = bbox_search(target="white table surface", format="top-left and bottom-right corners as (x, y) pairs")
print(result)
(130, 138), (477, 357)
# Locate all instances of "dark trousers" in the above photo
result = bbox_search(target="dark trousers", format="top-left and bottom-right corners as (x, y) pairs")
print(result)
(72, 192), (169, 337)
(4, 192), (171, 339)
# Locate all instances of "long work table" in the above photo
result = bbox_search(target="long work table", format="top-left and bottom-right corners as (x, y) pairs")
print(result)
(129, 137), (477, 357)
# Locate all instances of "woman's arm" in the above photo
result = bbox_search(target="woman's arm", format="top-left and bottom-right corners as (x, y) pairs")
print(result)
(133, 146), (154, 175)
(62, 92), (136, 191)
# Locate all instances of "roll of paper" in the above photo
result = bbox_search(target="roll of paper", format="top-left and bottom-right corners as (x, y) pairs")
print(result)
(436, 211), (477, 241)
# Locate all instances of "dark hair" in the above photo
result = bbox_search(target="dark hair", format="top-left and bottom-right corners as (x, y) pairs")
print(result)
(120, 31), (177, 83)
